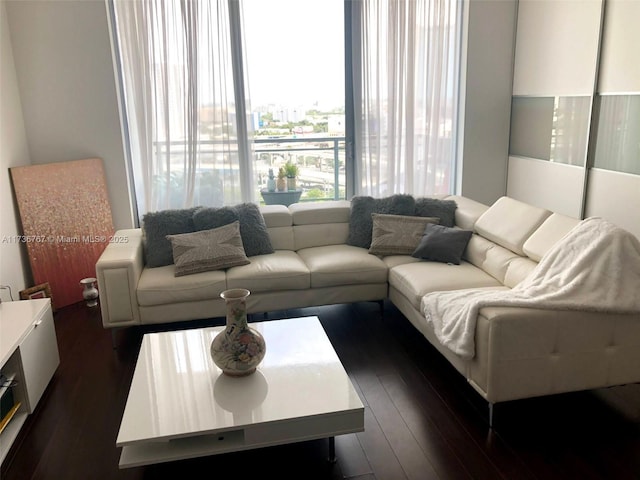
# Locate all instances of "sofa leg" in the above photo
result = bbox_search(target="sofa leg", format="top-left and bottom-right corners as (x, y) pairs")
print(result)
(376, 299), (384, 315)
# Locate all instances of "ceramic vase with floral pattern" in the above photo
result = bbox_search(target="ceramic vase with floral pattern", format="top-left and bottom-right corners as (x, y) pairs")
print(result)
(80, 277), (99, 307)
(211, 289), (266, 376)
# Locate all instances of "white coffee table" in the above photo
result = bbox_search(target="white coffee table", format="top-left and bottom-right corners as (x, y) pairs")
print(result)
(116, 316), (364, 468)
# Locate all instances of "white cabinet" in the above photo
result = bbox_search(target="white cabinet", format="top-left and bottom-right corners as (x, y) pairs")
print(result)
(0, 299), (60, 464)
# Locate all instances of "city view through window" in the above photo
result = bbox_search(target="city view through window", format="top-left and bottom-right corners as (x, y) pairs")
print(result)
(243, 0), (346, 203)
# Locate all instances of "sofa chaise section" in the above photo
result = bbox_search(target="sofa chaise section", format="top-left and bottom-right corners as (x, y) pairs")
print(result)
(388, 196), (640, 414)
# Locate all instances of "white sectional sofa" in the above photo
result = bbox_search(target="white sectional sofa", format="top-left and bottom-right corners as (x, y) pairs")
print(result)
(96, 195), (640, 421)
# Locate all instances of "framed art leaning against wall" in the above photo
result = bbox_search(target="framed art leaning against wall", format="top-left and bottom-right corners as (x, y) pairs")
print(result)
(10, 158), (114, 310)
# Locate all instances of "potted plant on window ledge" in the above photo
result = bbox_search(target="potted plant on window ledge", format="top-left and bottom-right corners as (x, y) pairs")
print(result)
(277, 167), (287, 191)
(284, 162), (299, 191)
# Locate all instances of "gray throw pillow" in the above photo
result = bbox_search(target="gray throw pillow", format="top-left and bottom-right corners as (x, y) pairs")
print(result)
(166, 221), (250, 277)
(414, 198), (457, 227)
(347, 194), (416, 248)
(142, 207), (199, 268)
(411, 224), (473, 265)
(193, 203), (274, 257)
(193, 206), (238, 230)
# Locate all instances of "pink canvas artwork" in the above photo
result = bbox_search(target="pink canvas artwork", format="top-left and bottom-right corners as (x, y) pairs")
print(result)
(10, 158), (115, 309)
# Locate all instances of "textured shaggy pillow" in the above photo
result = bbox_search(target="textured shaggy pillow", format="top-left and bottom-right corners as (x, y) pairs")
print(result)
(232, 203), (275, 257)
(142, 207), (199, 268)
(369, 214), (440, 256)
(193, 206), (238, 231)
(166, 221), (250, 277)
(193, 203), (274, 257)
(347, 194), (416, 248)
(414, 198), (458, 228)
(412, 224), (473, 264)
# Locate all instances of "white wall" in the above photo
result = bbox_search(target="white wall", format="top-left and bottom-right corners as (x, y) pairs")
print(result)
(598, 0), (640, 94)
(457, 0), (517, 206)
(512, 0), (602, 96)
(5, 0), (134, 231)
(0, 1), (31, 299)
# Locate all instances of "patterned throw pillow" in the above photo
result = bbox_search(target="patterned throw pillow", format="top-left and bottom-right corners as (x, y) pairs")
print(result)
(347, 194), (417, 248)
(166, 221), (250, 277)
(193, 203), (274, 257)
(368, 214), (440, 256)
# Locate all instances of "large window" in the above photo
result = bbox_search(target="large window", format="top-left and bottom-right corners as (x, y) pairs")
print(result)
(110, 0), (462, 220)
(243, 0), (347, 202)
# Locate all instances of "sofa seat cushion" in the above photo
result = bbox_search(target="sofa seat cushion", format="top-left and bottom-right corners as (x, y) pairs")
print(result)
(137, 265), (227, 306)
(382, 255), (421, 269)
(389, 261), (504, 310)
(297, 245), (388, 288)
(226, 250), (310, 292)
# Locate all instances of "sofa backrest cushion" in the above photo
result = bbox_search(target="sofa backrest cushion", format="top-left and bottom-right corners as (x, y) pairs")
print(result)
(464, 234), (538, 287)
(523, 213), (581, 261)
(260, 205), (292, 228)
(474, 196), (552, 255)
(290, 200), (351, 224)
(261, 205), (294, 251)
(445, 195), (488, 230)
(292, 201), (351, 250)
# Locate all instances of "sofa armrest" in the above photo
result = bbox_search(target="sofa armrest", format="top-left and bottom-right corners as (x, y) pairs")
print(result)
(469, 306), (640, 403)
(96, 229), (144, 328)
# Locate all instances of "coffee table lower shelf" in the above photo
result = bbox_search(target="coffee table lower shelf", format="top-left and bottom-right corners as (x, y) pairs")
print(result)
(119, 410), (363, 468)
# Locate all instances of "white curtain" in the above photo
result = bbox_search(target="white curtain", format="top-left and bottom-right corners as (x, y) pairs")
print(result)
(352, 0), (462, 197)
(112, 0), (254, 218)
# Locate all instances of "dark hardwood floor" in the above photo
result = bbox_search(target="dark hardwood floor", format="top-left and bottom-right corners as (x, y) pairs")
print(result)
(2, 300), (639, 479)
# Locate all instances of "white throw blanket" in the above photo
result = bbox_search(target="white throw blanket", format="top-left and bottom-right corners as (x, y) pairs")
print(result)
(421, 217), (640, 359)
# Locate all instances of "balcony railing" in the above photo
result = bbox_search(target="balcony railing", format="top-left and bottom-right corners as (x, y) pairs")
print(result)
(150, 135), (345, 209)
(253, 135), (346, 202)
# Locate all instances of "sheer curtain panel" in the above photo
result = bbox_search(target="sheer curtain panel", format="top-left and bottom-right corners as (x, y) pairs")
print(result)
(351, 0), (462, 197)
(111, 0), (254, 218)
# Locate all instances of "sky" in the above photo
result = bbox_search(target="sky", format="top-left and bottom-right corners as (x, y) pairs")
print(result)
(242, 0), (345, 110)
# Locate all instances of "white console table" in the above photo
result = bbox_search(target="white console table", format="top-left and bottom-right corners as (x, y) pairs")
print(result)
(0, 298), (60, 464)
